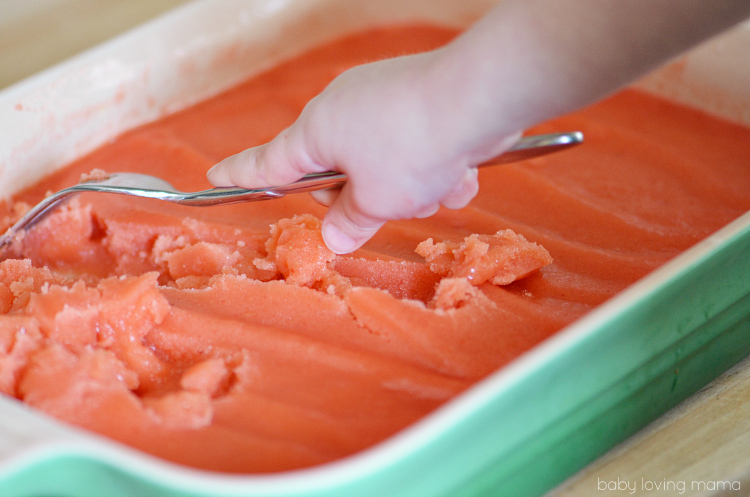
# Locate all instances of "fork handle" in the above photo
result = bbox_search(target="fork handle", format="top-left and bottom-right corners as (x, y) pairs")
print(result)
(272, 131), (583, 195)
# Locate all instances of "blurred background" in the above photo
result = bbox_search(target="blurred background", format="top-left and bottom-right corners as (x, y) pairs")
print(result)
(0, 0), (189, 89)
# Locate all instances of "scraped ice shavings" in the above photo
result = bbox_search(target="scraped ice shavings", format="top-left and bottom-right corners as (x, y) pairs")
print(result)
(0, 201), (548, 437)
(417, 230), (553, 285)
(79, 168), (109, 183)
(255, 214), (348, 292)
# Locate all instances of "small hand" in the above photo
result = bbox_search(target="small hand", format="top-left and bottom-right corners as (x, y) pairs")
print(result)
(208, 51), (520, 253)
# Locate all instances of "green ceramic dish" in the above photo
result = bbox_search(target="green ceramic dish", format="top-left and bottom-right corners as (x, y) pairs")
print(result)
(0, 1), (748, 496)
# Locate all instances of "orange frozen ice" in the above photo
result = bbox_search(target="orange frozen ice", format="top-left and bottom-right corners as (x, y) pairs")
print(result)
(0, 25), (749, 474)
(417, 230), (553, 286)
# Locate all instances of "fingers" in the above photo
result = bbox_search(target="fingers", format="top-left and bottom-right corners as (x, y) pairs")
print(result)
(207, 129), (314, 189)
(413, 203), (440, 219)
(321, 186), (385, 254)
(205, 149), (254, 187)
(320, 168), (476, 254)
(310, 187), (341, 207)
(440, 168), (479, 210)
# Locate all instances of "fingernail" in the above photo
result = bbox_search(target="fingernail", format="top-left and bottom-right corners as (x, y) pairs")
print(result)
(322, 223), (357, 254)
(207, 155), (239, 186)
(206, 163), (226, 185)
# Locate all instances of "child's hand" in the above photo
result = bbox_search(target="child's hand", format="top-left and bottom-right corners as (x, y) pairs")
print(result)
(208, 0), (750, 254)
(208, 51), (521, 254)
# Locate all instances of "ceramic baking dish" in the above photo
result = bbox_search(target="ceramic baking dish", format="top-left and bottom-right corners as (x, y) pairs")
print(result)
(0, 1), (749, 496)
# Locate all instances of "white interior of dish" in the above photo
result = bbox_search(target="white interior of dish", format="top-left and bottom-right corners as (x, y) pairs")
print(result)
(0, 0), (748, 491)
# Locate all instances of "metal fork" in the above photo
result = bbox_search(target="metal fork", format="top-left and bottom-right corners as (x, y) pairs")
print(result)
(0, 131), (582, 249)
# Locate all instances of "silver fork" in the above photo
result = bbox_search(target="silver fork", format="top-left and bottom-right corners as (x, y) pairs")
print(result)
(0, 131), (582, 249)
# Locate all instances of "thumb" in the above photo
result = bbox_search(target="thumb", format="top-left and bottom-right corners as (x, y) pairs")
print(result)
(321, 185), (384, 254)
(207, 129), (314, 188)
